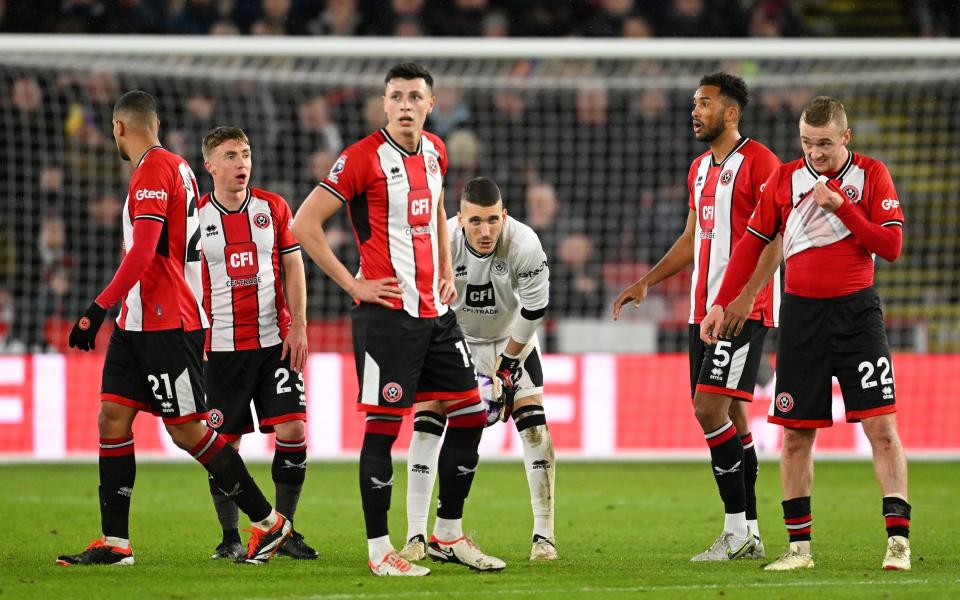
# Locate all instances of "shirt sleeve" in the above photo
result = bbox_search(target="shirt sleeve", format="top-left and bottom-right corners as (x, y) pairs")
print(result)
(318, 145), (366, 204)
(864, 161), (905, 227)
(130, 161), (175, 222)
(275, 197), (300, 254)
(433, 135), (448, 177)
(687, 161), (698, 211)
(745, 169), (783, 243)
(514, 231), (550, 314)
(752, 149), (782, 201)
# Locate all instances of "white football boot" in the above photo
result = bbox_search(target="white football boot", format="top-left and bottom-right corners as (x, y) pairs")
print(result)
(398, 534), (426, 562)
(530, 535), (558, 561)
(427, 535), (506, 571)
(369, 549), (431, 576)
(882, 535), (911, 571)
(763, 541), (815, 571)
(690, 531), (757, 561)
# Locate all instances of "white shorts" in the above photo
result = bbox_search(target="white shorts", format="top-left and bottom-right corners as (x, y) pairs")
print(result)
(469, 334), (544, 402)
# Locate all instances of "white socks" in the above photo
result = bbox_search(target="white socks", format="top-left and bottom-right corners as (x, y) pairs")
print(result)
(367, 534), (393, 562)
(104, 536), (130, 549)
(433, 517), (463, 542)
(724, 512), (749, 539)
(405, 430), (442, 541)
(519, 424), (555, 540)
(748, 518), (760, 539)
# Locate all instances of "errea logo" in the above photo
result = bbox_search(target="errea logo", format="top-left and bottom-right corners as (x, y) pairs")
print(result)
(135, 189), (168, 201)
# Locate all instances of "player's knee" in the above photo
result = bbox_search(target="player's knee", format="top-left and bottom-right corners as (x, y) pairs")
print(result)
(692, 393), (727, 431)
(165, 420), (206, 451)
(862, 417), (899, 448)
(782, 427), (815, 455)
(98, 401), (134, 437)
(273, 420), (305, 441)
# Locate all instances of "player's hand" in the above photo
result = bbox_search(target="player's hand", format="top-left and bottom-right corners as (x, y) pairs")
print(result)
(492, 353), (522, 422)
(281, 322), (308, 374)
(721, 291), (754, 339)
(351, 275), (402, 308)
(438, 275), (457, 305)
(612, 278), (649, 321)
(68, 301), (107, 352)
(699, 305), (725, 345)
(813, 180), (843, 213)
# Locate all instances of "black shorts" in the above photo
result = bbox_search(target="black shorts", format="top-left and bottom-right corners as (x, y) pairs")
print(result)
(101, 327), (207, 424)
(204, 343), (306, 441)
(689, 320), (769, 402)
(351, 303), (479, 415)
(772, 287), (896, 428)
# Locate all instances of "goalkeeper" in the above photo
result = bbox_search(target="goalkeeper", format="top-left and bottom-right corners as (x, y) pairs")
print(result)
(399, 177), (555, 562)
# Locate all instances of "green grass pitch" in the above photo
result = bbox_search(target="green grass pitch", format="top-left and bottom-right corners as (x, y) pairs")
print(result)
(1, 461), (958, 599)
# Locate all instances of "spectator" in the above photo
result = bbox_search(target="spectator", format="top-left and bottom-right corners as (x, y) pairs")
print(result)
(309, 0), (365, 36)
(583, 0), (636, 37)
(749, 0), (808, 37)
(426, 86), (472, 138)
(437, 0), (489, 37)
(551, 232), (606, 316)
(623, 14), (653, 37)
(251, 0), (304, 35)
(167, 0), (221, 35)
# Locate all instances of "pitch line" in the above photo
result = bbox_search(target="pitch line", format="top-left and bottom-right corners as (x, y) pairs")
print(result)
(245, 578), (937, 600)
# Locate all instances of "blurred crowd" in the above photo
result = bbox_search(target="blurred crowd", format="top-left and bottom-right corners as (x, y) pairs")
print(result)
(0, 0), (957, 38)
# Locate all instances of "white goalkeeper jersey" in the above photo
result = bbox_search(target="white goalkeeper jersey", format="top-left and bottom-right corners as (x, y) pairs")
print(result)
(447, 216), (550, 344)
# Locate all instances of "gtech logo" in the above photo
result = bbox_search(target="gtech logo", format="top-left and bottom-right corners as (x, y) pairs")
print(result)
(135, 189), (168, 201)
(881, 198), (900, 210)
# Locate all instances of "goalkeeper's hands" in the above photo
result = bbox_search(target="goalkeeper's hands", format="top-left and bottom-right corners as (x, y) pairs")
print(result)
(492, 353), (522, 423)
(68, 301), (107, 351)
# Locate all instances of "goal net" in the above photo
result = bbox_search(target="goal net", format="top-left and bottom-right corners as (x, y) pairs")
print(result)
(0, 37), (957, 457)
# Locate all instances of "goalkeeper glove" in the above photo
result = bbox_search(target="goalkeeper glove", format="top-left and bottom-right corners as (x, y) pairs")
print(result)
(491, 353), (522, 423)
(68, 302), (107, 351)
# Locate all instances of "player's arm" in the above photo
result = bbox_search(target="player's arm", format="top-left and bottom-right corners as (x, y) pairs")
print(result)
(612, 208), (695, 320)
(815, 176), (903, 262)
(69, 213), (165, 351)
(720, 234), (782, 338)
(436, 191), (456, 304)
(292, 186), (401, 307)
(280, 249), (308, 373)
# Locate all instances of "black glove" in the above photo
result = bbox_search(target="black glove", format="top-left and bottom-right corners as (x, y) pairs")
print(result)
(68, 302), (107, 351)
(492, 354), (522, 423)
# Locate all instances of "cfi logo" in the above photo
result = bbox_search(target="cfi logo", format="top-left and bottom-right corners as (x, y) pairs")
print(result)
(775, 392), (794, 413)
(842, 185), (860, 202)
(426, 155), (439, 175)
(720, 170), (733, 185)
(208, 409), (224, 428)
(254, 213), (271, 229)
(881, 198), (900, 210)
(382, 382), (403, 403)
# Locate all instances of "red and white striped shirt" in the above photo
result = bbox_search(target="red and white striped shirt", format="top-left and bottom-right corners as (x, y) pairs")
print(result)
(117, 147), (208, 332)
(687, 138), (781, 326)
(319, 128), (448, 318)
(746, 152), (904, 298)
(199, 188), (300, 351)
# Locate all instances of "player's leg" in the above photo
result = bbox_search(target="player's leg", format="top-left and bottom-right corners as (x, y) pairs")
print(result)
(58, 328), (144, 566)
(690, 321), (767, 560)
(203, 350), (256, 560)
(252, 345), (315, 559)
(728, 400), (761, 551)
(419, 313), (505, 571)
(352, 304), (430, 576)
(764, 294), (833, 571)
(507, 337), (556, 560)
(832, 289), (910, 569)
(158, 330), (289, 564)
(400, 399), (444, 561)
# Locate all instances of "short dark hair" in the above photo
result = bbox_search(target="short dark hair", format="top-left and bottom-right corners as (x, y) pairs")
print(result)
(113, 90), (158, 121)
(461, 177), (502, 207)
(385, 62), (434, 89)
(202, 126), (250, 160)
(801, 96), (848, 129)
(698, 72), (749, 111)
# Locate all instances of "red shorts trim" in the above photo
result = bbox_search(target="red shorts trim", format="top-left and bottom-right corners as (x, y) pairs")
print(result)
(415, 388), (480, 402)
(162, 412), (209, 425)
(102, 393), (151, 412)
(99, 446), (136, 457)
(259, 412), (307, 432)
(357, 403), (411, 416)
(846, 405), (896, 422)
(695, 384), (754, 402)
(768, 415), (834, 429)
